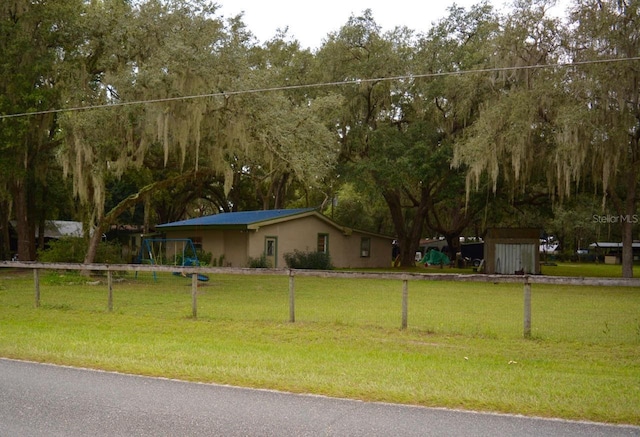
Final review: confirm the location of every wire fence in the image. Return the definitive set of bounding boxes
[2,261,640,344]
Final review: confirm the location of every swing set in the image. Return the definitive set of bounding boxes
[137,238,209,281]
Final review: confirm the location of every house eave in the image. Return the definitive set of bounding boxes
[246,210,319,230]
[157,224,249,232]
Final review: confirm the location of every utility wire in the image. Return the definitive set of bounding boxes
[1,56,639,120]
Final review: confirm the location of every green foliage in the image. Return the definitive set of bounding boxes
[174,249,212,267]
[328,182,393,235]
[3,0,638,275]
[283,250,333,270]
[0,0,86,260]
[95,241,126,264]
[247,254,271,268]
[196,250,213,266]
[38,237,125,264]
[38,238,85,263]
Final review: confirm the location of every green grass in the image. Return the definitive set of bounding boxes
[0,268,639,425]
[367,261,640,277]
[354,260,640,278]
[540,261,640,277]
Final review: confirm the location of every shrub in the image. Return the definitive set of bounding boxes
[38,237,126,264]
[283,250,333,270]
[95,240,126,264]
[211,254,226,267]
[197,250,213,266]
[38,238,85,263]
[175,250,212,267]
[248,254,271,268]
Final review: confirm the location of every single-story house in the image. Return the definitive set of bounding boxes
[484,228,540,275]
[155,208,395,269]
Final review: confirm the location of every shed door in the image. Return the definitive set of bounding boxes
[265,237,277,268]
[495,243,536,274]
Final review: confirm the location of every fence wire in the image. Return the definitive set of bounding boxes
[2,263,639,344]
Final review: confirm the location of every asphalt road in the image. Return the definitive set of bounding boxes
[0,358,638,436]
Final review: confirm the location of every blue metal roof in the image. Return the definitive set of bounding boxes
[156,208,317,229]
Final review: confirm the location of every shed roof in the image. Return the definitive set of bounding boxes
[156,208,318,230]
[44,220,84,238]
[589,242,640,249]
[10,220,83,239]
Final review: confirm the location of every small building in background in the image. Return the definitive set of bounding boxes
[9,219,83,252]
[39,220,84,239]
[484,228,540,275]
[588,241,640,264]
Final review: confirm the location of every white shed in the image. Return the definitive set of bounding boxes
[484,228,540,275]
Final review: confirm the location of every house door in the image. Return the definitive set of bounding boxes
[265,237,277,268]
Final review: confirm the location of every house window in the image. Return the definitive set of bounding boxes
[265,236,277,268]
[317,233,329,253]
[266,239,275,256]
[360,237,371,257]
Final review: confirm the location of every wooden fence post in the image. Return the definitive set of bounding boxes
[191,273,198,318]
[107,270,113,312]
[523,277,531,338]
[34,269,40,308]
[289,270,295,323]
[401,278,408,330]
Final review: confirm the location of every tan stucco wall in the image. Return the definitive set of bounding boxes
[158,229,228,265]
[223,231,249,267]
[249,216,393,268]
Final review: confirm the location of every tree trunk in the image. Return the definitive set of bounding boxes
[383,189,427,267]
[82,170,213,265]
[621,218,633,278]
[84,226,102,266]
[396,234,419,267]
[621,167,637,278]
[273,173,289,210]
[0,200,10,260]
[37,215,46,256]
[13,179,35,261]
[444,234,462,266]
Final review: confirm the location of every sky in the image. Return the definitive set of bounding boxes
[214,0,568,50]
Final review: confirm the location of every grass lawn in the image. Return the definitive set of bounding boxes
[386,260,640,277]
[0,267,639,425]
[540,261,640,277]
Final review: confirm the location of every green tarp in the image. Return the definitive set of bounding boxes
[420,249,451,266]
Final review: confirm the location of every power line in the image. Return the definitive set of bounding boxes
[1,56,639,120]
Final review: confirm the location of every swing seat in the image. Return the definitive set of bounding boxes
[172,271,209,281]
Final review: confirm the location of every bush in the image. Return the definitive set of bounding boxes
[196,250,213,266]
[175,250,212,267]
[247,254,271,268]
[38,238,85,263]
[95,241,126,264]
[211,254,225,267]
[38,237,126,264]
[283,250,333,270]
